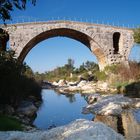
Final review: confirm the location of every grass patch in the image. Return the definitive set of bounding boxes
[112,81,129,88]
[95,71,107,81]
[112,81,129,94]
[0,115,23,131]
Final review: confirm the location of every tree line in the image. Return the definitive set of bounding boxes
[33,58,99,82]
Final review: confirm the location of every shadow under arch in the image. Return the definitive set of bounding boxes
[18,28,106,70]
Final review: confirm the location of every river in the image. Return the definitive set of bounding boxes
[33,89,140,139]
[33,89,93,129]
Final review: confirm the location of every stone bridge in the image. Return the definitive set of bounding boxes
[3,20,134,70]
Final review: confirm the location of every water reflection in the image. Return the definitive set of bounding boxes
[65,94,76,103]
[33,89,92,129]
[94,110,140,140]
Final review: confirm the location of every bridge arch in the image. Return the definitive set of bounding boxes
[18,28,106,70]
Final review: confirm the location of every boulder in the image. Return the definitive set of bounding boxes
[0,119,124,140]
[96,81,109,92]
[67,81,78,86]
[16,101,37,117]
[84,93,101,104]
[52,81,59,86]
[94,115,118,132]
[81,84,94,90]
[58,79,67,86]
[65,86,80,92]
[84,95,133,115]
[135,102,140,108]
[77,80,87,87]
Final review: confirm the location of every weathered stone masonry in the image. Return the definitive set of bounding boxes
[3,21,134,70]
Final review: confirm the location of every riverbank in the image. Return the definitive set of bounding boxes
[43,78,140,98]
[0,96,42,131]
[43,80,117,94]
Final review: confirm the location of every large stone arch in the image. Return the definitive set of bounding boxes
[17,28,106,70]
[3,21,134,70]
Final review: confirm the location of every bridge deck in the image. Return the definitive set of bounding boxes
[0,20,133,31]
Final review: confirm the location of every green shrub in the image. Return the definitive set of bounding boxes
[81,72,90,80]
[0,115,23,131]
[66,75,78,82]
[134,27,140,44]
[113,81,129,88]
[104,64,118,74]
[95,71,107,81]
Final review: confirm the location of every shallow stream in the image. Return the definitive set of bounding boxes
[33,89,140,139]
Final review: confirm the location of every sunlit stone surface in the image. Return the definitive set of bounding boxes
[84,94,134,115]
[93,110,140,140]
[0,119,124,140]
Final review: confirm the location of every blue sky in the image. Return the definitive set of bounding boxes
[11,0,140,26]
[7,0,140,72]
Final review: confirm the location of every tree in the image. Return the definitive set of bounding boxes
[84,61,99,72]
[23,64,34,78]
[79,63,86,73]
[67,58,74,68]
[0,0,36,22]
[62,58,75,77]
[134,27,140,44]
[65,58,75,73]
[0,28,9,51]
[0,50,41,106]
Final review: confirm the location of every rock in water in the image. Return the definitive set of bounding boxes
[84,94,133,115]
[16,101,37,117]
[58,79,67,86]
[0,119,124,140]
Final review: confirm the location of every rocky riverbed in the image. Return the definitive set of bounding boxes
[0,119,124,140]
[44,79,117,94]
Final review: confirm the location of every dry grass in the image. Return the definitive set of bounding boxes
[110,61,140,82]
